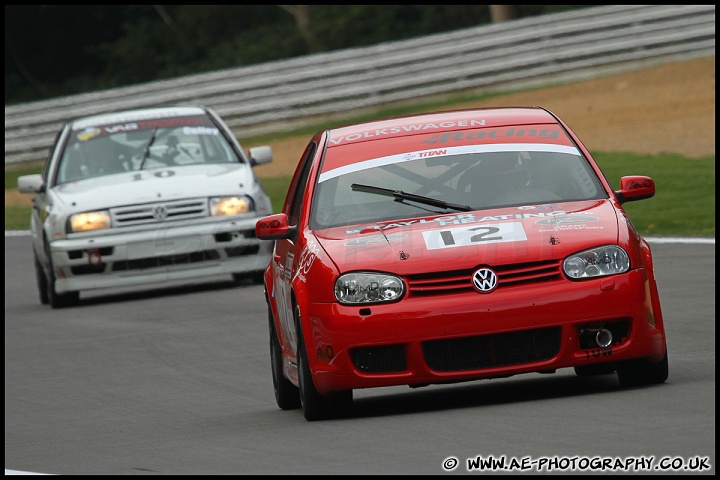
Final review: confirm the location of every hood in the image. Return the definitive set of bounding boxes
[51,164,253,210]
[314,200,620,275]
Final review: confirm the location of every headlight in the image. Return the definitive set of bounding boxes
[335,272,405,305]
[68,211,111,232]
[563,246,630,279]
[210,196,254,216]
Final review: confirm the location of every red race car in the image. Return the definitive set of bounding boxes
[256,107,668,421]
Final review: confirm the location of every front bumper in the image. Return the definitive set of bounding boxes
[49,217,272,293]
[298,269,666,394]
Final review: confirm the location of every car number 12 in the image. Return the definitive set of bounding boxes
[422,222,527,250]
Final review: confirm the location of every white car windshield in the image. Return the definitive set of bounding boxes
[310,149,607,229]
[55,114,240,185]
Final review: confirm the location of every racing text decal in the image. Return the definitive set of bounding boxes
[346,210,573,234]
[328,120,487,145]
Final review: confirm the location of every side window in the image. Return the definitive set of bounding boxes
[286,142,317,226]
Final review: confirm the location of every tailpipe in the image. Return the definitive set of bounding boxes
[595,328,613,348]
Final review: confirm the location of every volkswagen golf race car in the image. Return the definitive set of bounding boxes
[255,107,669,421]
[18,105,274,308]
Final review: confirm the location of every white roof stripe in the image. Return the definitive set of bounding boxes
[318,143,580,183]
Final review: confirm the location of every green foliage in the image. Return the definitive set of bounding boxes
[5,5,591,105]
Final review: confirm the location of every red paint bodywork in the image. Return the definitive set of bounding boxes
[256,107,666,399]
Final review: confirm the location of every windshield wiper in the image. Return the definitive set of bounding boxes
[138,127,158,171]
[351,183,473,212]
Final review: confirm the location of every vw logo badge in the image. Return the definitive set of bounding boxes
[472,267,498,293]
[152,205,168,220]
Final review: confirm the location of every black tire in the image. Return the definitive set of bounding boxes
[617,351,669,387]
[573,363,617,377]
[295,306,352,421]
[34,251,49,305]
[44,241,79,309]
[268,306,301,410]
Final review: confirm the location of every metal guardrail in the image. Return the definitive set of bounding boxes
[4,4,715,165]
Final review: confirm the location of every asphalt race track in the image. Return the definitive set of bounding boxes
[4,233,715,475]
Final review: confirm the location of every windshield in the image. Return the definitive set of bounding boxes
[310,148,606,229]
[56,114,240,185]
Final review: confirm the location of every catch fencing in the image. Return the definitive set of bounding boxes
[4,4,715,165]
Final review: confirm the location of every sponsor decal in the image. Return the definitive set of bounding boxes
[629,179,652,189]
[423,222,527,250]
[87,248,102,266]
[538,226,604,232]
[517,204,558,210]
[77,128,102,142]
[316,345,334,360]
[346,211,568,234]
[182,126,219,136]
[585,346,613,359]
[294,239,320,283]
[535,215,599,225]
[104,118,206,132]
[328,120,487,145]
[283,253,293,280]
[258,218,283,230]
[344,234,407,246]
[76,117,209,136]
[422,127,562,145]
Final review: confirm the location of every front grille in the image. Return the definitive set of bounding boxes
[71,264,106,275]
[112,249,220,271]
[111,199,207,227]
[351,345,407,373]
[406,260,561,297]
[423,327,561,372]
[68,246,113,260]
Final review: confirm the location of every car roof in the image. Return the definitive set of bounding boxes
[69,106,209,131]
[325,107,559,146]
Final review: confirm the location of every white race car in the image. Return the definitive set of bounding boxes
[18,105,274,308]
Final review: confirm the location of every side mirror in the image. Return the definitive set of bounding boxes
[256,213,296,240]
[615,176,655,204]
[248,145,272,166]
[17,174,45,194]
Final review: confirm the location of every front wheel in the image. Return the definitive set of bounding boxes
[268,306,300,410]
[617,351,669,387]
[34,251,49,305]
[295,306,352,421]
[44,241,79,309]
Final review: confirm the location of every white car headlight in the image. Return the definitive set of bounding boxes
[563,246,630,279]
[68,211,111,232]
[335,272,405,305]
[210,196,254,216]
